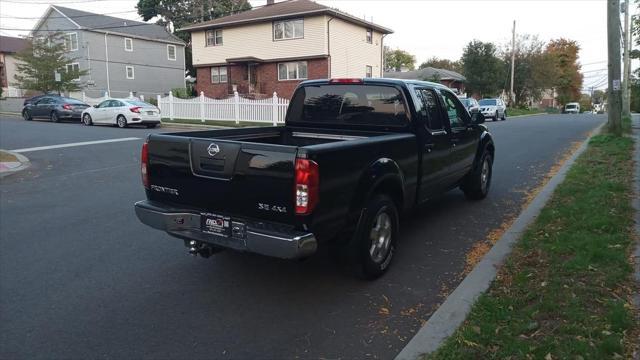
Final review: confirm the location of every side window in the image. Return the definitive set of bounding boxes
[97,100,110,108]
[439,90,468,128]
[416,89,444,131]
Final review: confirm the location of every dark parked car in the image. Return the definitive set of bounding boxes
[134,78,495,279]
[22,96,90,122]
[460,97,480,113]
[23,93,59,107]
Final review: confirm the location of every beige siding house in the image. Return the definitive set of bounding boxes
[0,36,28,97]
[181,0,392,99]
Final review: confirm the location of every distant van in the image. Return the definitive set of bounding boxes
[564,102,580,114]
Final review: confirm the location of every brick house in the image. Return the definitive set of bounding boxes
[180,0,393,99]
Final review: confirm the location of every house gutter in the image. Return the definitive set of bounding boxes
[326,16,334,78]
[380,33,387,77]
[104,32,110,96]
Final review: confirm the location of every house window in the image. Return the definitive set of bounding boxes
[124,38,133,51]
[126,66,134,79]
[273,19,303,40]
[211,66,227,84]
[206,29,223,46]
[167,45,177,61]
[64,32,78,51]
[366,65,372,78]
[366,29,373,44]
[65,63,80,80]
[278,61,307,80]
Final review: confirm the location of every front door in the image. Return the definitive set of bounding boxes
[415,88,455,202]
[248,64,258,93]
[438,89,478,183]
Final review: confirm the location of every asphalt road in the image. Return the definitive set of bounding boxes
[0,114,605,359]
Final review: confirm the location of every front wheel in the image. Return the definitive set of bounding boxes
[349,194,399,279]
[461,151,493,200]
[82,114,93,126]
[22,110,32,121]
[116,115,127,128]
[502,110,507,120]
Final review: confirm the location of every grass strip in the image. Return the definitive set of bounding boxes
[429,132,636,359]
[508,108,545,117]
[0,150,18,162]
[161,118,274,128]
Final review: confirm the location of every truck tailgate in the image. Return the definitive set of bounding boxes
[146,134,297,224]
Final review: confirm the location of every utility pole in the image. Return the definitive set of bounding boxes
[622,0,631,117]
[510,20,516,106]
[607,0,623,135]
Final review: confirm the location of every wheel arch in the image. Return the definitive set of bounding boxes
[351,158,406,216]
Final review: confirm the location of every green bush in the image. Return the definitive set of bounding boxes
[171,87,194,99]
[147,97,158,106]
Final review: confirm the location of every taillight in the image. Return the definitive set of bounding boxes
[62,104,72,110]
[295,158,319,215]
[329,78,363,84]
[141,141,149,189]
[130,106,141,113]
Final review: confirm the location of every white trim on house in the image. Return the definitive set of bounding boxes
[125,65,135,79]
[30,6,81,36]
[124,37,133,51]
[167,44,176,61]
[277,61,308,81]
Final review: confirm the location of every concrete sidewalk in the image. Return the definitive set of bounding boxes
[0,150,29,178]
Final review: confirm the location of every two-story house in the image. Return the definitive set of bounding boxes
[181,0,392,99]
[31,6,186,98]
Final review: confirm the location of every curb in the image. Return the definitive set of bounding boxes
[0,111,21,117]
[395,122,606,360]
[0,150,30,178]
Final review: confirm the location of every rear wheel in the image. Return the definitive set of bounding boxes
[116,115,127,128]
[82,114,93,126]
[50,111,60,123]
[462,151,493,200]
[347,194,399,280]
[22,110,32,121]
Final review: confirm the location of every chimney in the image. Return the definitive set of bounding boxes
[266,0,275,5]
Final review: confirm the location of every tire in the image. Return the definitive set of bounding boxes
[51,111,60,123]
[502,110,507,120]
[347,194,399,280]
[82,114,93,126]
[116,115,127,128]
[146,123,158,128]
[22,110,32,121]
[461,151,493,200]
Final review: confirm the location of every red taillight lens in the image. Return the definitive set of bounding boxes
[141,142,149,189]
[295,158,319,215]
[329,78,363,84]
[62,104,72,110]
[130,106,141,113]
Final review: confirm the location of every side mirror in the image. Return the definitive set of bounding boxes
[471,112,485,124]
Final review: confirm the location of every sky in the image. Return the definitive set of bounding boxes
[0,0,636,90]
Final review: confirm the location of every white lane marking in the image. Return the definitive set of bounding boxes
[11,137,141,153]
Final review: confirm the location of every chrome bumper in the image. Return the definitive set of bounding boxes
[134,200,317,259]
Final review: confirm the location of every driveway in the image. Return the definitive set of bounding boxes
[0,114,605,359]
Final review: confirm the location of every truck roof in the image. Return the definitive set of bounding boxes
[298,78,450,90]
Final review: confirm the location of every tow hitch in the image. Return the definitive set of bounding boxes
[185,240,221,258]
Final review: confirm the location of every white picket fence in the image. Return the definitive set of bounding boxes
[158,91,289,125]
[80,91,145,106]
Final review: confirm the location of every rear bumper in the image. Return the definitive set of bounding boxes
[134,200,317,259]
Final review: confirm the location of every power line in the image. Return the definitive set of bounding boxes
[0,10,139,19]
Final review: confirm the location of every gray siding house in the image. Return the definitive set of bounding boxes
[32,6,186,98]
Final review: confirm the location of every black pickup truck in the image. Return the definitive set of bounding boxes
[135,78,494,278]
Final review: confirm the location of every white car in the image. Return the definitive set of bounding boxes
[478,98,507,121]
[81,99,161,128]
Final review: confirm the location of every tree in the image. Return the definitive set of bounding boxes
[418,57,462,73]
[384,47,416,71]
[461,40,505,97]
[502,34,556,107]
[137,0,251,76]
[546,38,583,105]
[592,89,607,104]
[13,34,87,94]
